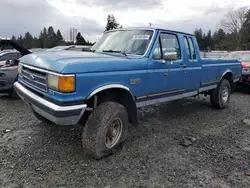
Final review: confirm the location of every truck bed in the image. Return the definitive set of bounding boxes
[200,59,241,88]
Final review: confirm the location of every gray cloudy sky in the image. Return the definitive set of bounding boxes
[0,0,249,42]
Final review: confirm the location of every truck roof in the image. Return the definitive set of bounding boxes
[106,27,194,36]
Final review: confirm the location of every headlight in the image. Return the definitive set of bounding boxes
[48,73,75,92]
[242,68,250,73]
[18,64,22,74]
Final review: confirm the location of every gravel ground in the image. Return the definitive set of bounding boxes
[1,88,250,188]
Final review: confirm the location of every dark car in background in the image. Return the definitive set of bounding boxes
[224,51,250,86]
[0,39,31,97]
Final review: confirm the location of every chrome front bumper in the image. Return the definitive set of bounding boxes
[13,82,87,126]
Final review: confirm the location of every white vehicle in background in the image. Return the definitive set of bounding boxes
[0,51,21,66]
[0,39,31,97]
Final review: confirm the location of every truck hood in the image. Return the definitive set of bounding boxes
[20,51,146,73]
[242,62,250,68]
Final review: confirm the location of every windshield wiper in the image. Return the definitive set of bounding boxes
[102,49,127,56]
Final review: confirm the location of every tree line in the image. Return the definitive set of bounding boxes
[194,7,250,51]
[105,9,250,52]
[9,8,250,51]
[11,26,93,49]
[10,14,121,49]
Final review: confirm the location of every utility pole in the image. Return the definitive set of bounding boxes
[75,29,78,43]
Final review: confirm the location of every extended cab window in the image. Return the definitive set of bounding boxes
[188,37,197,60]
[184,37,191,59]
[152,33,181,60]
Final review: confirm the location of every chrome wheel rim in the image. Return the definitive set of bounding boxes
[105,118,123,149]
[221,86,229,103]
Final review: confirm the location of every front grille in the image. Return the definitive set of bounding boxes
[21,65,47,92]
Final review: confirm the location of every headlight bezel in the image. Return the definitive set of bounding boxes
[47,72,75,93]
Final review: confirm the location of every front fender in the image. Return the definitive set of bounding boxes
[86,84,134,100]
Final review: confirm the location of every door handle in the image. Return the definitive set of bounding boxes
[179,64,186,68]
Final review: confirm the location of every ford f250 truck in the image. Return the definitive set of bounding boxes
[14,28,242,159]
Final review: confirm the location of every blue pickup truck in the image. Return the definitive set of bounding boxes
[14,28,241,159]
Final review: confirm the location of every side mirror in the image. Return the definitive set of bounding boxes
[163,52,178,60]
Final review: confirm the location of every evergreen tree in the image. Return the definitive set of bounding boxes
[213,29,227,50]
[23,32,33,49]
[32,37,40,48]
[47,26,57,48]
[56,29,63,42]
[104,14,121,32]
[194,28,205,50]
[38,27,48,48]
[11,35,16,41]
[204,30,212,51]
[16,35,23,46]
[76,32,86,45]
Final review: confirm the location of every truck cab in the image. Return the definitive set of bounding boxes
[14,28,241,159]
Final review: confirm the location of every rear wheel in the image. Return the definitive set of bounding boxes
[210,79,231,109]
[82,101,129,159]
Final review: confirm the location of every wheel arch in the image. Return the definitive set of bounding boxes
[86,84,138,126]
[86,84,134,100]
[220,70,234,93]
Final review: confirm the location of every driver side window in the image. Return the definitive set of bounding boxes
[152,33,181,60]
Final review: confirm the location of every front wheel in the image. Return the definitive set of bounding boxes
[82,101,129,159]
[210,79,231,109]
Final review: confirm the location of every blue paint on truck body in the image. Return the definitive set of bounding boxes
[16,27,242,116]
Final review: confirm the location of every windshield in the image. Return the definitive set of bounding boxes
[91,30,154,56]
[225,52,250,61]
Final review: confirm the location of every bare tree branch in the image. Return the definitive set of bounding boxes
[220,7,247,33]
[220,6,248,49]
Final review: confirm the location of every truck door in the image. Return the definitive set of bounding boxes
[147,32,187,102]
[182,36,202,91]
